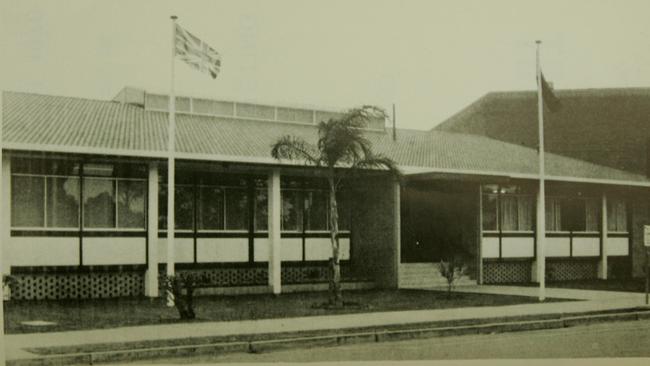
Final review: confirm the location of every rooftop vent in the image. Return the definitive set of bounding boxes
[113,87,385,130]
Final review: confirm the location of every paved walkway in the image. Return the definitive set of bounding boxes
[3,286,649,361]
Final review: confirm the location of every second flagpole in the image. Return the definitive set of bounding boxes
[535,40,546,302]
[166,15,178,307]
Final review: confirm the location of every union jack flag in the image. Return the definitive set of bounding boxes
[175,24,221,79]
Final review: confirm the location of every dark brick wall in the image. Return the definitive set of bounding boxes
[350,175,398,288]
[630,198,649,278]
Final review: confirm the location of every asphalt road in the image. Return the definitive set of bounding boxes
[140,319,650,363]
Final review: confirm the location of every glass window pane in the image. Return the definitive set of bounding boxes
[176,186,194,230]
[158,185,195,230]
[197,186,224,230]
[255,189,268,231]
[117,180,145,228]
[569,199,586,232]
[12,176,45,227]
[585,198,600,231]
[46,177,80,228]
[517,196,533,231]
[482,194,498,231]
[83,178,116,228]
[546,197,562,231]
[500,196,518,231]
[617,201,627,231]
[225,188,248,230]
[281,190,302,231]
[306,190,328,231]
[158,185,167,230]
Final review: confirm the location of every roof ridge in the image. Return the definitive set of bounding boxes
[3,90,118,104]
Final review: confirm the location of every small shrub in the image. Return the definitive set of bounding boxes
[164,273,210,320]
[439,258,467,298]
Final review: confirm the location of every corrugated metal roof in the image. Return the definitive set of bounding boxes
[2,91,648,185]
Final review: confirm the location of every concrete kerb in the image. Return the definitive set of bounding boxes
[7,307,650,366]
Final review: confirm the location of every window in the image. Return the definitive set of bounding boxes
[281,189,302,231]
[481,185,533,232]
[11,175,45,227]
[159,185,194,230]
[83,178,146,229]
[225,188,248,230]
[545,197,562,231]
[305,190,328,231]
[500,195,533,231]
[255,189,268,231]
[197,186,224,230]
[47,177,81,228]
[481,193,498,231]
[117,180,146,228]
[607,198,627,232]
[11,158,144,230]
[547,197,600,232]
[585,198,600,232]
[83,178,115,228]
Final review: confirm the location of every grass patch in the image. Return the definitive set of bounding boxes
[4,289,569,334]
[543,278,647,293]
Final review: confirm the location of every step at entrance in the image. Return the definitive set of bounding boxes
[398,263,475,289]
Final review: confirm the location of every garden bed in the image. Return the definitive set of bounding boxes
[4,289,570,334]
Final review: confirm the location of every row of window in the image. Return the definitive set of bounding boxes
[482,185,628,233]
[12,175,146,229]
[157,185,350,232]
[11,160,351,232]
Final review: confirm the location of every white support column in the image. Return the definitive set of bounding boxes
[393,179,401,288]
[1,154,10,277]
[598,193,608,279]
[145,162,159,297]
[268,169,281,294]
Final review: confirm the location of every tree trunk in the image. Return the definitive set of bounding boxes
[328,175,342,307]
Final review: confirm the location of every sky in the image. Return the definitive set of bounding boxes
[2,0,650,130]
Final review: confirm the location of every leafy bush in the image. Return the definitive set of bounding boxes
[164,273,211,320]
[439,258,466,298]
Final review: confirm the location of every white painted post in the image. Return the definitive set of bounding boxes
[598,193,608,279]
[1,155,9,278]
[393,179,401,288]
[145,162,159,297]
[268,169,281,294]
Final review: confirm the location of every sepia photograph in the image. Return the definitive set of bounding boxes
[0,0,649,365]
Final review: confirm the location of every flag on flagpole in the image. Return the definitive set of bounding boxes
[175,24,222,79]
[538,72,561,112]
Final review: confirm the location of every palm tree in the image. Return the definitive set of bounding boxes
[271,106,400,306]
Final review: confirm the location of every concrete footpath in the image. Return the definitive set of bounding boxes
[3,286,649,363]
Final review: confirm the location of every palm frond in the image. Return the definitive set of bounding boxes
[351,153,401,176]
[270,135,320,165]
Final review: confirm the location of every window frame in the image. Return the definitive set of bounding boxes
[11,172,81,230]
[545,195,600,234]
[82,176,147,231]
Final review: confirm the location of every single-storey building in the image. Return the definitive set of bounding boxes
[1,87,648,300]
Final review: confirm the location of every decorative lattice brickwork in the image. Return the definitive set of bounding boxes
[10,264,365,300]
[10,272,144,300]
[546,260,598,281]
[160,265,358,292]
[483,261,531,284]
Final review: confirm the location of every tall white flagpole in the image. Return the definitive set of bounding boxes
[535,40,546,302]
[166,15,178,307]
